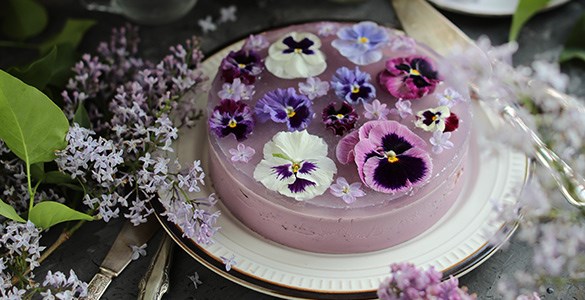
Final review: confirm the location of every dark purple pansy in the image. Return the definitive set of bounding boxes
[254,88,313,131]
[220,49,263,84]
[209,99,255,141]
[339,120,432,194]
[322,102,358,136]
[378,56,440,100]
[331,66,376,105]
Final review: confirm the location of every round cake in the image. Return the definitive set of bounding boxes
[207,21,472,254]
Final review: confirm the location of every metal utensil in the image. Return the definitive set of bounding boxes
[137,233,174,300]
[391,0,585,208]
[84,218,160,300]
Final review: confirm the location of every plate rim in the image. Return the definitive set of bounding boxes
[427,0,571,17]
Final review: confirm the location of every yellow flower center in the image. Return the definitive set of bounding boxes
[292,163,301,173]
[409,68,421,76]
[294,48,303,54]
[342,186,350,194]
[359,37,369,44]
[228,119,237,128]
[351,86,360,93]
[431,115,438,121]
[336,114,345,119]
[286,107,296,118]
[386,150,399,163]
[238,63,246,69]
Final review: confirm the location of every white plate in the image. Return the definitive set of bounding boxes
[154,39,530,299]
[428,0,571,16]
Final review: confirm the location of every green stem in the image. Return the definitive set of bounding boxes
[26,163,35,217]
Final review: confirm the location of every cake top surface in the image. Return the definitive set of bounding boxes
[207,21,472,211]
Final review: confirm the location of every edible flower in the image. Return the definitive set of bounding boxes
[254,88,313,131]
[220,49,263,84]
[331,66,376,105]
[217,78,255,101]
[332,21,389,65]
[329,177,366,204]
[209,99,255,141]
[414,106,459,132]
[265,32,326,79]
[298,76,330,100]
[379,56,440,100]
[322,102,358,136]
[363,99,390,120]
[229,143,256,163]
[337,120,432,193]
[253,130,336,200]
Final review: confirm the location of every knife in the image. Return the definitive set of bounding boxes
[392,0,585,208]
[137,232,174,300]
[84,218,160,300]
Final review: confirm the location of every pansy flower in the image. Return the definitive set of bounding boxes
[265,32,326,79]
[253,130,336,200]
[331,66,376,105]
[379,56,440,100]
[217,78,255,101]
[337,120,432,194]
[220,49,263,84]
[322,102,358,136]
[414,106,459,132]
[209,99,255,141]
[254,88,313,131]
[332,21,389,65]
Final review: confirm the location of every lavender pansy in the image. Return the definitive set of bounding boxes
[389,99,413,119]
[331,66,376,105]
[229,143,255,163]
[217,78,255,101]
[415,105,459,132]
[209,99,255,141]
[363,99,390,120]
[322,102,358,136]
[379,56,440,100]
[332,21,389,65]
[265,32,326,79]
[338,120,432,193]
[253,130,336,200]
[220,49,263,84]
[254,88,313,131]
[298,76,329,100]
[329,177,366,204]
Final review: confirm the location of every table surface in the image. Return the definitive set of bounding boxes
[5,0,585,299]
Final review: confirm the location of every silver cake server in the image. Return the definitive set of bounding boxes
[137,233,174,300]
[391,0,585,208]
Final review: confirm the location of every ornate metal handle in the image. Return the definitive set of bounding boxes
[137,234,174,300]
[84,271,113,300]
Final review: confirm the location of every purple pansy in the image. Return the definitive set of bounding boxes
[322,102,358,136]
[337,120,432,194]
[253,130,336,200]
[379,56,440,100]
[254,88,313,131]
[209,99,255,141]
[332,21,389,65]
[414,106,459,132]
[220,49,263,84]
[331,66,376,105]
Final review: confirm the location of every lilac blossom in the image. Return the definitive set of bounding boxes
[217,78,255,101]
[332,21,389,65]
[218,5,237,23]
[198,16,217,33]
[388,35,416,53]
[131,243,147,260]
[317,22,337,37]
[379,56,440,100]
[429,131,454,154]
[331,66,376,105]
[298,76,330,100]
[363,99,390,120]
[209,99,255,141]
[220,254,237,271]
[389,100,413,119]
[255,88,313,131]
[329,177,366,204]
[322,102,358,136]
[436,87,466,107]
[229,143,256,163]
[243,34,269,52]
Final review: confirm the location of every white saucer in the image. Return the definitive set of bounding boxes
[428,0,571,16]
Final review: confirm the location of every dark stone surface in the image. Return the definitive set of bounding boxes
[5,0,585,299]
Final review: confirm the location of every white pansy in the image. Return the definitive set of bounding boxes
[265,32,327,79]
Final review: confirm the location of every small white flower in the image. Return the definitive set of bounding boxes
[198,16,217,34]
[243,34,269,51]
[329,177,366,204]
[317,22,337,36]
[217,78,255,101]
[298,77,329,100]
[220,254,237,271]
[363,99,390,120]
[229,143,255,163]
[531,60,569,92]
[388,35,416,52]
[436,87,466,107]
[218,5,237,23]
[130,243,147,260]
[389,100,413,119]
[187,272,203,289]
[429,131,454,154]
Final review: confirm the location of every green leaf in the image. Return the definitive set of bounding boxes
[8,46,57,90]
[0,70,69,165]
[560,13,585,64]
[48,44,77,87]
[44,171,75,184]
[0,0,48,40]
[30,163,45,182]
[29,201,93,229]
[73,103,91,128]
[509,0,551,41]
[38,19,96,55]
[0,197,26,223]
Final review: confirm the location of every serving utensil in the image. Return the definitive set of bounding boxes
[391,0,585,208]
[137,233,174,300]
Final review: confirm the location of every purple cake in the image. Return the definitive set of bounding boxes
[207,21,472,253]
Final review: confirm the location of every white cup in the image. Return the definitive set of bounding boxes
[81,0,198,25]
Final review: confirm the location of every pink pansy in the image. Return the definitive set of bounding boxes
[378,56,440,100]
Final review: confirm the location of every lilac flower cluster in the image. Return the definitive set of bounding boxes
[377,262,476,300]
